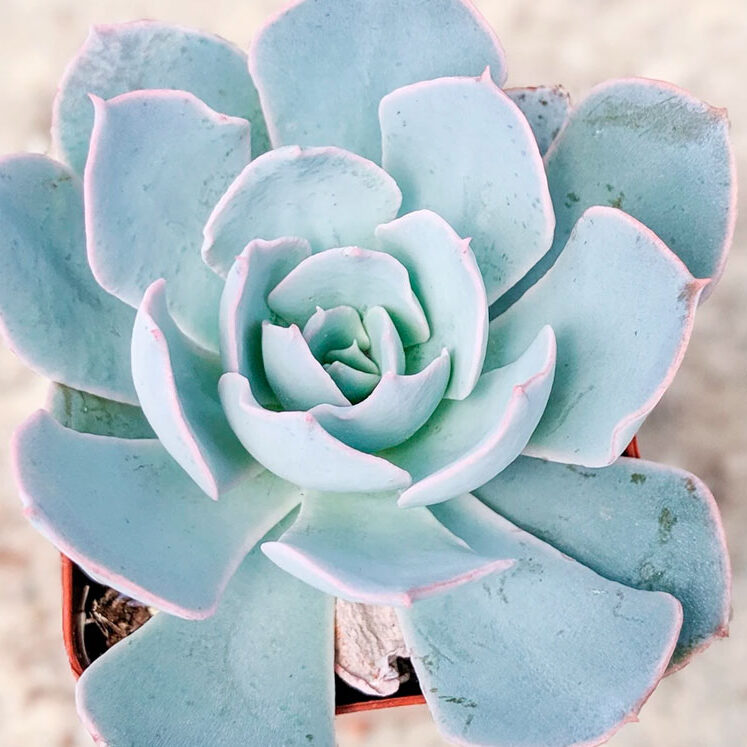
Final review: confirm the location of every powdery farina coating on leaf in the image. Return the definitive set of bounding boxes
[0,0,735,745]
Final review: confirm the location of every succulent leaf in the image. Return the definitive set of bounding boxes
[385,326,556,508]
[362,307,405,376]
[85,90,251,351]
[546,78,736,289]
[505,85,571,155]
[304,305,371,360]
[375,210,488,399]
[219,372,411,493]
[310,350,451,453]
[47,383,154,439]
[268,246,429,346]
[399,495,682,746]
[0,155,137,403]
[262,491,513,606]
[380,74,555,305]
[132,280,258,500]
[52,20,268,175]
[324,362,381,403]
[12,411,300,618]
[487,206,705,467]
[325,340,379,375]
[475,456,731,669]
[499,77,737,313]
[262,322,350,410]
[202,145,402,277]
[249,0,507,162]
[77,526,334,745]
[220,236,311,407]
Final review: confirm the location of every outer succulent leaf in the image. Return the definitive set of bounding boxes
[310,350,451,453]
[384,326,556,508]
[363,307,405,375]
[505,85,571,155]
[324,362,381,403]
[220,236,311,407]
[398,495,682,747]
[325,340,379,375]
[52,20,269,175]
[268,246,429,345]
[375,210,488,399]
[544,78,736,294]
[0,155,136,403]
[487,207,705,467]
[380,74,554,306]
[303,305,371,360]
[249,0,507,162]
[219,372,411,493]
[202,145,402,277]
[47,383,154,439]
[85,90,251,351]
[262,491,513,606]
[475,456,731,669]
[77,527,334,746]
[12,411,301,619]
[132,280,257,500]
[262,322,350,410]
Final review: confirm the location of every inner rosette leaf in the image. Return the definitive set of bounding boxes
[267,246,430,346]
[303,305,371,360]
[261,322,350,410]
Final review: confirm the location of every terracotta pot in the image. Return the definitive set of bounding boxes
[61,437,640,714]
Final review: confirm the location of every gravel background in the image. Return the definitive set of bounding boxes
[0,1,744,744]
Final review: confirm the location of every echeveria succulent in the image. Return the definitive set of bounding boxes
[0,1,735,745]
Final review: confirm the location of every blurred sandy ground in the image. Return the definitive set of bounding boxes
[0,0,745,744]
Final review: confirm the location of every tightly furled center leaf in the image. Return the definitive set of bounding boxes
[248,242,451,449]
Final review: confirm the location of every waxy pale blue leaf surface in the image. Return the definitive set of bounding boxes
[220,237,311,406]
[263,491,513,606]
[53,20,268,175]
[487,207,704,467]
[262,322,350,410]
[398,495,682,747]
[12,411,301,618]
[303,305,371,360]
[78,525,334,746]
[85,90,250,351]
[250,0,507,162]
[47,383,154,439]
[544,78,736,292]
[219,372,411,493]
[498,78,737,311]
[325,340,379,375]
[310,350,450,453]
[475,456,731,668]
[363,306,405,376]
[384,326,556,507]
[506,85,571,155]
[324,362,380,404]
[375,210,488,399]
[380,74,555,305]
[202,145,402,277]
[132,280,257,500]
[0,155,137,404]
[268,246,429,346]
